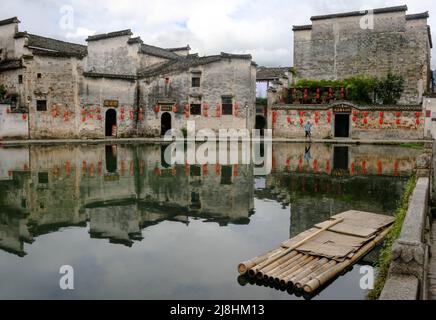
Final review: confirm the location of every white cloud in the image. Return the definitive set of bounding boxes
[0,0,435,68]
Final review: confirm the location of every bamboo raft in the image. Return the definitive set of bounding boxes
[237,210,394,295]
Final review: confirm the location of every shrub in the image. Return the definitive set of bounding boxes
[0,84,6,100]
[375,73,405,105]
[344,76,377,104]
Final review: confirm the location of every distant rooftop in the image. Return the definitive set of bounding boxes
[86,29,133,42]
[27,34,87,58]
[257,67,290,80]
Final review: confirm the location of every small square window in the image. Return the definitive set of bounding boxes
[190,104,201,115]
[222,97,233,115]
[221,166,233,185]
[192,77,201,88]
[38,172,49,184]
[36,100,47,111]
[37,73,42,79]
[190,165,201,177]
[18,75,23,84]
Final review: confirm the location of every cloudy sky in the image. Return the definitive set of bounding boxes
[1,0,435,67]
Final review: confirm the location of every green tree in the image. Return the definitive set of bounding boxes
[376,73,405,105]
[0,84,6,100]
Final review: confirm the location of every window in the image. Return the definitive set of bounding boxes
[38,172,49,184]
[190,165,201,177]
[36,100,47,111]
[18,75,23,84]
[192,77,201,88]
[190,104,201,115]
[37,73,42,79]
[222,97,233,115]
[221,166,233,185]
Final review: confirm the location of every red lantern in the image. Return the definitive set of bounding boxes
[396,111,401,118]
[22,113,27,120]
[216,104,221,117]
[138,106,143,121]
[6,107,11,114]
[379,111,384,118]
[172,104,177,113]
[287,116,291,124]
[154,105,160,113]
[64,110,69,122]
[120,113,125,120]
[203,104,209,117]
[364,118,368,125]
[215,164,221,176]
[300,111,304,117]
[120,106,125,113]
[272,111,277,124]
[184,104,190,118]
[300,117,304,125]
[130,107,134,119]
[352,115,357,123]
[379,118,384,125]
[363,111,369,118]
[233,103,239,117]
[396,118,400,125]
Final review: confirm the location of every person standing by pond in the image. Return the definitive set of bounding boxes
[304,121,312,140]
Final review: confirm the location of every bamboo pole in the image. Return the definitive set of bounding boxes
[277,256,315,282]
[295,260,337,289]
[291,258,330,288]
[267,254,305,280]
[278,256,316,287]
[303,227,391,293]
[259,251,298,276]
[238,247,284,275]
[252,218,344,274]
[285,258,321,287]
[263,253,304,281]
[271,255,310,283]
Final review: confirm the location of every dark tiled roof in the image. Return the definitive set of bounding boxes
[311,5,408,21]
[139,55,221,77]
[139,52,252,78]
[0,17,20,26]
[140,44,180,59]
[127,37,143,44]
[406,12,430,20]
[166,45,191,52]
[257,67,290,80]
[86,29,132,42]
[27,34,87,58]
[0,59,23,71]
[83,72,137,81]
[293,25,312,31]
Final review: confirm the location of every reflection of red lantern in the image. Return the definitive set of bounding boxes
[272,111,277,124]
[63,110,69,122]
[300,117,304,125]
[215,164,221,176]
[416,112,421,125]
[138,106,143,121]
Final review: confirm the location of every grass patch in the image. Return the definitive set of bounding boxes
[366,175,417,300]
[399,143,424,150]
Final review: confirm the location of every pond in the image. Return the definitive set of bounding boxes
[0,143,421,300]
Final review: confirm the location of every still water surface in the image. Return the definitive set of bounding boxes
[0,143,421,299]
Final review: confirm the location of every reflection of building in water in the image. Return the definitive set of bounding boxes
[0,144,254,254]
[263,143,420,238]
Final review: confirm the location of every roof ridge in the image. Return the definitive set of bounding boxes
[311,5,408,21]
[27,33,87,48]
[0,17,20,26]
[86,29,132,42]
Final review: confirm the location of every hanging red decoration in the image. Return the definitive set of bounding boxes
[364,118,368,125]
[120,106,125,114]
[154,105,160,113]
[63,110,69,122]
[130,107,134,119]
[316,88,321,101]
[396,111,401,118]
[415,112,421,125]
[216,104,221,117]
[215,163,221,176]
[120,113,125,120]
[300,117,304,125]
[300,111,304,118]
[313,159,318,173]
[22,113,27,120]
[6,107,11,114]
[202,164,208,176]
[172,104,177,113]
[396,118,400,125]
[97,114,102,121]
[203,104,209,117]
[362,161,367,174]
[272,111,277,124]
[287,116,291,124]
[184,104,190,118]
[233,103,239,117]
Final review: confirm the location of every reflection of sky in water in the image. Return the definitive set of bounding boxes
[0,199,367,300]
[0,143,419,299]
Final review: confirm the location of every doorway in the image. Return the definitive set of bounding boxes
[255,115,267,136]
[161,112,172,136]
[105,109,117,137]
[334,114,350,138]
